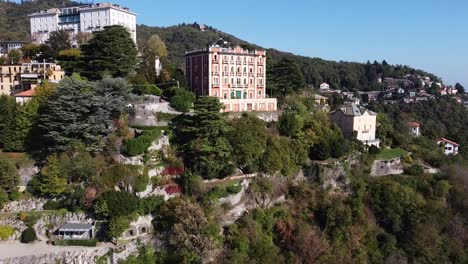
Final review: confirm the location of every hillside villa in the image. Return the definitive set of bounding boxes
[185,45,277,112]
[437,138,459,155]
[330,104,380,147]
[409,122,421,137]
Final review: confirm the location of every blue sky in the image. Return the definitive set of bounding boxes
[28,0,468,86]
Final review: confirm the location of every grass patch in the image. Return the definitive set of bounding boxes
[377,148,408,160]
[124,128,162,156]
[0,225,15,240]
[155,112,179,121]
[54,239,97,247]
[131,125,168,131]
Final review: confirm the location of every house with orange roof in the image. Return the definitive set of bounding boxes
[437,138,459,155]
[14,89,36,104]
[408,122,421,137]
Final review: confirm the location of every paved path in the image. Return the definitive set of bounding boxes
[0,241,110,260]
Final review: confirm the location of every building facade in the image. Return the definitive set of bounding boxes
[437,138,459,155]
[28,3,136,46]
[0,63,64,96]
[185,45,277,112]
[0,41,26,56]
[330,104,380,147]
[409,122,421,137]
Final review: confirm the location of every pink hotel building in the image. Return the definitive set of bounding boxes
[185,46,277,112]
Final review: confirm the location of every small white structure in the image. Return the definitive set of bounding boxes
[409,122,421,137]
[320,82,330,90]
[437,138,459,155]
[58,222,94,240]
[14,89,36,105]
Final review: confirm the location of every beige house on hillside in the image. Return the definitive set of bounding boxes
[330,104,380,147]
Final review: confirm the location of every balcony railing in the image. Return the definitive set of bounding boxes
[249,72,255,77]
[258,73,264,77]
[212,59,219,64]
[258,61,264,66]
[222,72,229,76]
[212,72,219,76]
[236,61,242,65]
[236,72,242,76]
[249,61,254,65]
[223,60,229,64]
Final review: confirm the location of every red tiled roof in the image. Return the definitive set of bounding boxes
[14,89,36,97]
[437,138,460,147]
[408,122,420,127]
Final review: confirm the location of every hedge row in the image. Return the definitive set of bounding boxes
[125,129,162,156]
[54,239,97,247]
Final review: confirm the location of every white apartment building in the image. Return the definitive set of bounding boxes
[28,3,136,46]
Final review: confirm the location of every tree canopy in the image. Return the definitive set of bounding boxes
[79,26,138,80]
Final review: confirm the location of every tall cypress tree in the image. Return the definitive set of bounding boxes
[0,95,17,152]
[173,97,233,179]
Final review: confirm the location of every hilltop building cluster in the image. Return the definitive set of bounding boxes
[28,2,137,46]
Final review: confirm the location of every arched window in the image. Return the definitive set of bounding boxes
[214,90,218,97]
[224,93,227,99]
[243,92,247,99]
[231,92,235,99]
[259,90,262,97]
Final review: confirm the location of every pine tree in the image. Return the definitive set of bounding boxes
[174,97,233,179]
[0,155,19,196]
[0,96,17,151]
[38,77,129,153]
[37,155,67,197]
[79,25,138,80]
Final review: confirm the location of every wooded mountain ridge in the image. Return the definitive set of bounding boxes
[2,0,440,91]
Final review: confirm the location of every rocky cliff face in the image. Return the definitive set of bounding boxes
[1,199,47,214]
[304,162,350,192]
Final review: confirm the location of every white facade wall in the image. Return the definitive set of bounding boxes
[353,113,377,142]
[30,4,136,46]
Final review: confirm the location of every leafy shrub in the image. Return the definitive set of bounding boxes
[124,129,162,156]
[53,239,97,247]
[204,187,229,203]
[170,95,192,112]
[0,188,8,210]
[137,196,164,215]
[132,85,162,96]
[20,227,37,243]
[99,164,143,190]
[97,191,138,218]
[368,145,381,155]
[134,174,150,193]
[163,87,195,112]
[226,184,243,194]
[43,200,63,210]
[404,164,425,176]
[155,112,178,122]
[17,212,38,227]
[0,225,15,240]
